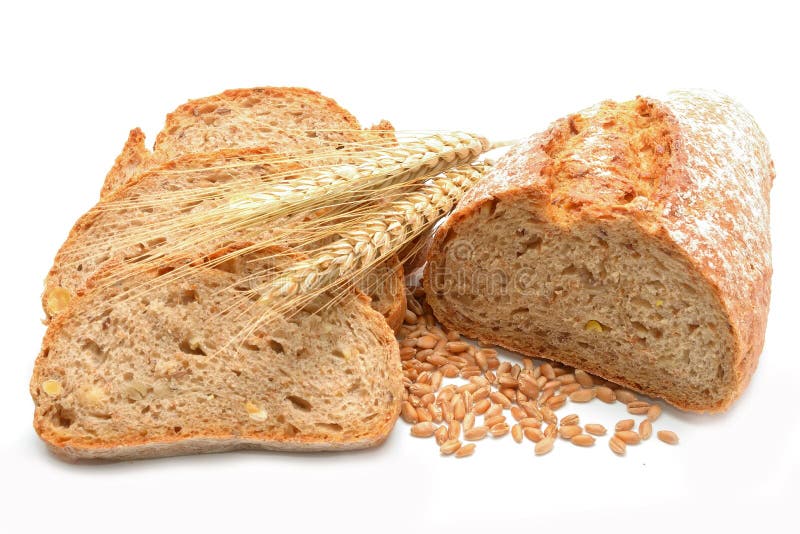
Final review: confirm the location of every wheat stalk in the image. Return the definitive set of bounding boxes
[256,162,492,309]
[218,131,486,218]
[73,132,488,274]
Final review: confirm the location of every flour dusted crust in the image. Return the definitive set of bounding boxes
[425,90,773,411]
[657,90,773,399]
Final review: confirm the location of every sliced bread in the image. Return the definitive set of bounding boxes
[44,148,406,327]
[100,86,389,197]
[52,86,404,325]
[425,90,774,412]
[44,148,300,317]
[32,247,403,461]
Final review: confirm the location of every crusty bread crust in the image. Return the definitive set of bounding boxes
[154,86,362,157]
[46,432,397,462]
[99,128,153,198]
[425,90,773,412]
[372,255,406,332]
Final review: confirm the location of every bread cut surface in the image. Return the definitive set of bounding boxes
[45,148,406,328]
[425,90,773,412]
[32,248,403,461]
[45,149,302,315]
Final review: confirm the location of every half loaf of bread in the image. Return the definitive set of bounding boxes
[32,247,403,461]
[425,90,774,412]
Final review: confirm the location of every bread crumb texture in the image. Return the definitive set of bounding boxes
[31,251,402,460]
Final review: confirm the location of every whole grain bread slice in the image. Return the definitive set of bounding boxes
[32,246,403,461]
[44,147,406,326]
[89,87,404,325]
[425,90,773,412]
[100,87,388,197]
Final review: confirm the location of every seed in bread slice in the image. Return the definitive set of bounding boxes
[32,247,403,461]
[425,91,773,412]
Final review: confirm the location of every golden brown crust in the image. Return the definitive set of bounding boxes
[425,90,773,412]
[655,92,773,406]
[99,128,154,198]
[381,255,406,332]
[154,86,363,156]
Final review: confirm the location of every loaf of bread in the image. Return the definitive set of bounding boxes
[32,247,403,460]
[425,90,774,412]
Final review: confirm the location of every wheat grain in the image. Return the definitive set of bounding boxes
[455,443,476,458]
[657,430,679,445]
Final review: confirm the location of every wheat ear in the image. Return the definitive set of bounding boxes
[259,162,491,308]
[94,132,489,267]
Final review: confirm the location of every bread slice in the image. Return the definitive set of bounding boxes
[362,256,406,331]
[44,148,406,327]
[99,87,386,197]
[32,247,403,461]
[425,90,773,412]
[101,127,151,197]
[89,86,404,326]
[44,148,298,317]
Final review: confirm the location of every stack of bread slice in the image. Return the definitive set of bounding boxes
[32,87,405,460]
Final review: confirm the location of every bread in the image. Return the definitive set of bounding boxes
[425,90,774,412]
[31,246,403,461]
[45,148,406,325]
[44,148,299,317]
[362,255,406,331]
[50,86,405,326]
[100,87,389,197]
[101,127,151,198]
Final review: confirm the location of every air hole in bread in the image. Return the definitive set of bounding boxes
[81,339,106,367]
[483,198,499,218]
[268,339,285,354]
[179,289,199,305]
[286,395,312,411]
[179,338,206,356]
[242,339,260,351]
[52,406,75,428]
[316,423,343,432]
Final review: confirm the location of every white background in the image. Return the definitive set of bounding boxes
[1,1,798,532]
